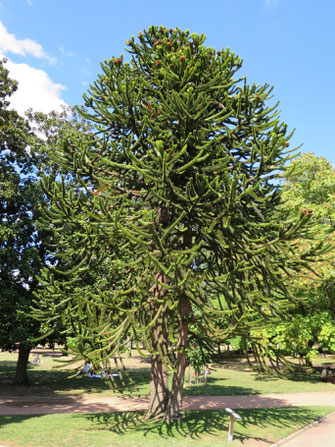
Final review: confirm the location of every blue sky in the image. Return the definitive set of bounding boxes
[0,0,334,164]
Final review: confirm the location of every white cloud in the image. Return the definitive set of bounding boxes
[5,59,67,114]
[0,21,67,114]
[0,21,56,64]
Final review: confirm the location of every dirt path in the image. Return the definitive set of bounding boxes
[1,390,335,415]
[1,392,335,447]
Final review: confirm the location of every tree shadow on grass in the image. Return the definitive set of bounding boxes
[283,369,322,383]
[85,406,327,444]
[0,356,325,399]
[183,367,325,398]
[183,379,257,397]
[249,369,324,386]
[235,406,327,444]
[0,361,151,396]
[0,407,328,446]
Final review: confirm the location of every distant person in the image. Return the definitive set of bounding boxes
[86,368,119,379]
[321,366,333,383]
[32,354,43,364]
[81,361,92,375]
[203,366,211,376]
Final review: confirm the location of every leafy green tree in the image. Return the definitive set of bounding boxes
[249,154,335,366]
[282,153,335,232]
[251,311,335,366]
[0,59,47,384]
[282,154,335,320]
[35,27,325,420]
[0,60,79,384]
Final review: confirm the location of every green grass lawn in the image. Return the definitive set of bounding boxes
[183,365,335,396]
[1,351,334,398]
[1,351,334,447]
[0,407,333,447]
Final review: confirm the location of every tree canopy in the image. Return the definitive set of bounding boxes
[0,59,46,384]
[282,153,335,231]
[247,153,335,367]
[0,60,77,383]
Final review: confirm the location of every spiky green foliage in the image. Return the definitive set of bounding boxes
[34,27,326,419]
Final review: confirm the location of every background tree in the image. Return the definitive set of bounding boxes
[247,153,335,368]
[0,58,46,384]
[282,153,335,230]
[281,153,335,361]
[281,153,335,320]
[0,60,81,384]
[35,27,325,421]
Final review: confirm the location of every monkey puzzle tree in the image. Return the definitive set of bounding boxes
[35,26,324,420]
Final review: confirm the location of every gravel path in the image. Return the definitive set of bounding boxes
[1,390,335,415]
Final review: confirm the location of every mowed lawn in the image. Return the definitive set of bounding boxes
[1,351,335,446]
[1,350,334,398]
[0,407,334,447]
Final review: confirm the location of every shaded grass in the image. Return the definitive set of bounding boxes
[1,352,335,398]
[0,354,151,396]
[0,407,333,447]
[183,366,333,396]
[288,353,335,366]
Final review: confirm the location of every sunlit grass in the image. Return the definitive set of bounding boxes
[0,407,333,447]
[1,351,334,447]
[1,351,335,398]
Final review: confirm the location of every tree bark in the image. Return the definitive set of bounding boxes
[165,296,191,422]
[147,352,169,418]
[147,228,193,421]
[14,344,31,385]
[326,283,335,321]
[146,273,170,419]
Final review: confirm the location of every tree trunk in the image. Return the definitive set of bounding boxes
[165,296,191,422]
[147,228,193,421]
[327,287,335,321]
[147,353,169,418]
[146,273,170,419]
[14,344,31,385]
